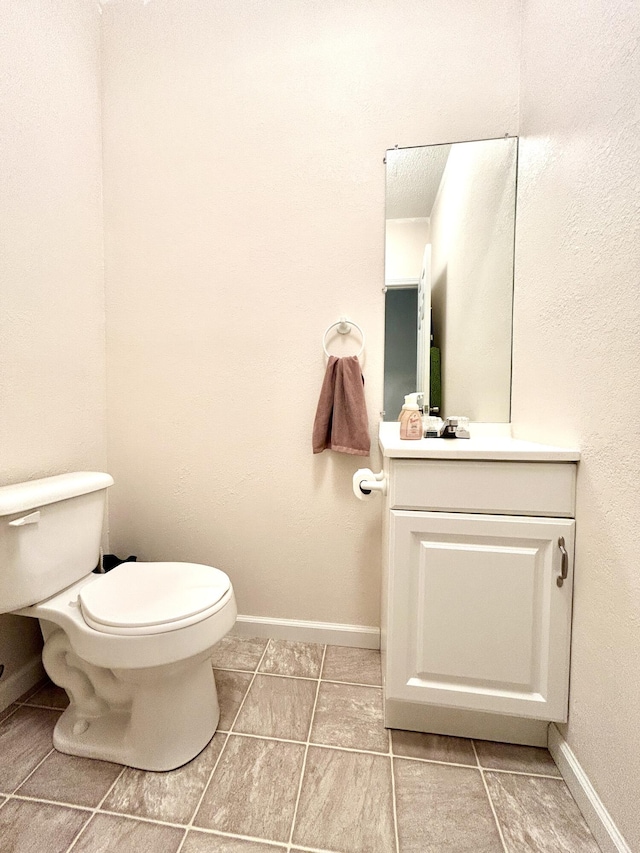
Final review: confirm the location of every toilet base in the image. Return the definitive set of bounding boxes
[43,625,221,771]
[52,664,219,770]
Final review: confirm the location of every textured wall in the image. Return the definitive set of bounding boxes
[0,1,106,687]
[513,0,640,846]
[101,0,520,626]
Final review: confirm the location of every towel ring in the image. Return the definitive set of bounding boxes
[322,317,365,358]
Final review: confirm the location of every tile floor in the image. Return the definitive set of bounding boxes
[0,637,602,853]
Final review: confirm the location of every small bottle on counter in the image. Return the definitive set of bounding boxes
[398,393,423,440]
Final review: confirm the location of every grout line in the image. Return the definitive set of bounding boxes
[11,748,55,795]
[308,740,387,756]
[5,786,338,853]
[9,792,104,813]
[175,640,273,853]
[213,665,381,690]
[472,740,508,853]
[62,762,128,853]
[205,730,304,746]
[18,701,69,711]
[318,649,327,682]
[479,767,564,780]
[64,806,188,852]
[319,678,382,689]
[211,666,264,677]
[391,751,561,778]
[179,826,288,847]
[0,705,20,727]
[387,751,475,769]
[182,823,356,850]
[227,641,272,734]
[471,739,481,770]
[94,808,189,829]
[4,791,353,853]
[389,730,400,853]
[286,644,327,853]
[215,729,390,756]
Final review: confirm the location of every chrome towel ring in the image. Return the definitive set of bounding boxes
[322,317,365,358]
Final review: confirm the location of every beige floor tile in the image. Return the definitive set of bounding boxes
[214,669,253,730]
[72,813,185,853]
[17,750,122,807]
[311,682,388,753]
[321,646,382,686]
[194,735,305,842]
[211,636,268,671]
[182,831,286,852]
[292,746,395,853]
[259,639,324,678]
[23,681,69,710]
[234,675,317,741]
[485,771,601,852]
[103,732,226,823]
[0,706,58,793]
[0,799,90,853]
[391,729,476,765]
[0,641,595,853]
[474,739,561,776]
[394,758,503,852]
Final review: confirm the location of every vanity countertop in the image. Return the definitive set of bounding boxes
[379,422,580,461]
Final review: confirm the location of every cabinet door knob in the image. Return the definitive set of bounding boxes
[557,537,569,587]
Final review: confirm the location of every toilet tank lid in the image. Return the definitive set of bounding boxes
[0,472,114,517]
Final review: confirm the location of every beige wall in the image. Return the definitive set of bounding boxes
[0,1,106,690]
[101,0,520,626]
[513,0,640,847]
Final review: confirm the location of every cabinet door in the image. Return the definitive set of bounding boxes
[387,511,575,721]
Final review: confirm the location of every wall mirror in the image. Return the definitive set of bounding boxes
[383,136,517,423]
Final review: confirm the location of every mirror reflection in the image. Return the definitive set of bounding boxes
[383,137,518,423]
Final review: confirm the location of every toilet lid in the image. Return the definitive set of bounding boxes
[79,561,231,633]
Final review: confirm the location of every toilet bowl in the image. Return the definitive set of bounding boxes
[0,472,237,771]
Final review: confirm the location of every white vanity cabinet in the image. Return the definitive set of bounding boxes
[379,424,580,746]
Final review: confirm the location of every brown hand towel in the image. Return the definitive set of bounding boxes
[312,355,370,456]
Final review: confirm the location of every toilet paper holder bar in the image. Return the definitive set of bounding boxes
[353,468,386,499]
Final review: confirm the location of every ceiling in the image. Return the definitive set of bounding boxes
[385,144,451,220]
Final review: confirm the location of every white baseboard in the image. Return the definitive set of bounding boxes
[548,724,632,853]
[232,614,380,649]
[0,655,46,712]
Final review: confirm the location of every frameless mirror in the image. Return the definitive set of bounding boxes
[383,136,517,423]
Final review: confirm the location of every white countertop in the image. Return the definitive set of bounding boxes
[379,422,580,461]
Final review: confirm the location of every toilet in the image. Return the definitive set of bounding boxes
[0,471,237,771]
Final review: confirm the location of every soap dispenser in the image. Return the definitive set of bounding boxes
[399,393,423,440]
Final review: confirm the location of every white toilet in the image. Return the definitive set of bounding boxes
[0,471,237,771]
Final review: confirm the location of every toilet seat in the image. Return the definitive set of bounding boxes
[79,561,232,636]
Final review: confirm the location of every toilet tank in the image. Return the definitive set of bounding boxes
[0,472,114,613]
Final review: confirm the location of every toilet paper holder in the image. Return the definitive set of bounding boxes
[353,468,386,500]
